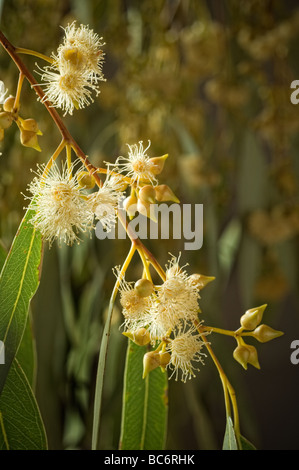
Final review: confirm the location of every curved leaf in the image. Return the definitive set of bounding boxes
[119,340,168,450]
[222,417,238,450]
[0,206,42,395]
[240,435,256,450]
[0,359,47,449]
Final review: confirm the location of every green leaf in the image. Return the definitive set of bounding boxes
[16,315,36,387]
[0,359,47,449]
[0,241,7,269]
[0,239,36,386]
[119,340,168,450]
[239,435,256,450]
[222,417,238,450]
[0,206,43,395]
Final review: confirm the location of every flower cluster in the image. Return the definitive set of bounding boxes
[111,140,179,221]
[233,304,283,370]
[27,160,124,246]
[39,22,105,115]
[117,255,215,382]
[25,138,180,246]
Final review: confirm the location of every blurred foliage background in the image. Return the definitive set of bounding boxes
[0,0,298,450]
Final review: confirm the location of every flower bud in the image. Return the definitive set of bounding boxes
[21,118,42,134]
[240,304,267,330]
[233,343,260,370]
[123,328,151,346]
[246,344,260,369]
[123,193,137,217]
[3,96,15,113]
[233,345,250,370]
[135,279,154,297]
[188,273,215,290]
[252,324,284,343]
[20,129,41,152]
[137,199,157,222]
[154,184,180,203]
[143,351,161,378]
[149,154,168,176]
[0,111,13,130]
[159,351,171,371]
[77,170,96,189]
[0,128,4,142]
[138,185,156,204]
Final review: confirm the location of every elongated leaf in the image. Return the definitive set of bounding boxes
[222,417,238,450]
[0,239,36,387]
[0,206,42,395]
[119,340,168,450]
[0,241,7,268]
[240,435,256,450]
[0,359,47,449]
[15,315,36,387]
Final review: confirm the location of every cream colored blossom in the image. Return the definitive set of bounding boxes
[135,256,201,341]
[115,269,151,331]
[167,327,206,382]
[39,62,99,116]
[113,141,158,187]
[59,21,105,82]
[39,22,105,115]
[88,172,125,232]
[150,255,200,335]
[27,160,94,246]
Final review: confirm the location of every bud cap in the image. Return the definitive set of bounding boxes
[252,324,284,343]
[240,304,267,330]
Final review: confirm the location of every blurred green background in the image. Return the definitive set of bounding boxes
[0,0,298,450]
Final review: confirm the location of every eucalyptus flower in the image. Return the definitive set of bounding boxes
[27,160,94,246]
[39,22,105,115]
[167,327,206,382]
